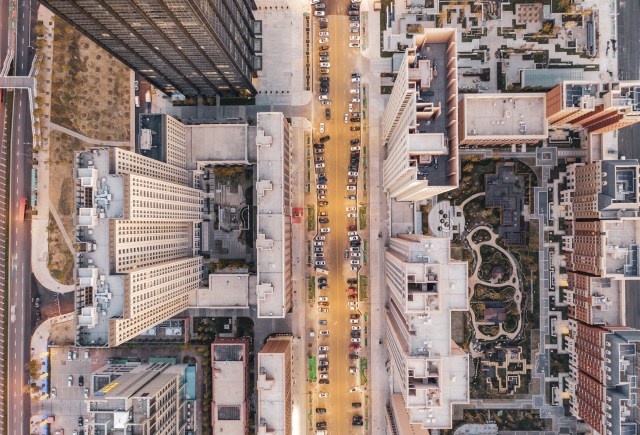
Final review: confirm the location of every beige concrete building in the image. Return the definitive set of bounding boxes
[458,93,548,145]
[255,113,293,318]
[382,29,459,202]
[73,147,203,347]
[384,234,469,430]
[257,335,292,435]
[90,362,190,434]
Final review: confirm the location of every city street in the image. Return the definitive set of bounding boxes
[6,1,37,434]
[308,2,368,433]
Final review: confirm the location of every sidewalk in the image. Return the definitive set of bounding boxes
[31,8,74,294]
[48,122,129,146]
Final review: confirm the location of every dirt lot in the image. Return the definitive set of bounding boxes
[50,16,130,142]
[47,212,74,285]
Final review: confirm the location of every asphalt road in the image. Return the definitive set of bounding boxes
[6,1,37,434]
[309,3,367,434]
[617,0,640,328]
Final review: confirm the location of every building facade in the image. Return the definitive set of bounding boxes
[211,338,250,435]
[381,29,459,202]
[40,0,261,97]
[255,113,293,318]
[257,335,292,435]
[90,362,190,434]
[384,234,469,430]
[74,147,203,347]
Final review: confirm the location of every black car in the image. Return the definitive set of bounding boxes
[78,376,84,387]
[319,135,330,143]
[319,52,329,57]
[314,143,324,149]
[325,108,331,120]
[349,16,359,21]
[320,76,330,82]
[349,354,359,360]
[350,117,361,123]
[350,126,360,131]
[350,313,360,319]
[351,72,360,77]
[352,420,364,426]
[320,22,328,28]
[347,278,358,285]
[319,366,328,372]
[319,277,327,284]
[352,402,362,408]
[319,218,329,224]
[78,416,83,426]
[350,139,360,144]
[318,177,327,183]
[316,422,327,430]
[350,241,361,247]
[316,408,327,414]
[351,332,360,338]
[320,87,329,94]
[319,379,330,384]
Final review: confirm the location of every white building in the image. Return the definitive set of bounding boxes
[384,234,469,431]
[382,29,459,202]
[257,335,292,435]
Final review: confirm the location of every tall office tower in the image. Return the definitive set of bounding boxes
[74,147,203,347]
[257,335,293,435]
[546,81,640,134]
[211,338,250,435]
[381,29,459,202]
[40,0,261,97]
[255,113,293,318]
[90,362,190,434]
[565,322,640,435]
[383,234,469,431]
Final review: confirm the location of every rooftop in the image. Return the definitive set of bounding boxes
[602,219,640,277]
[462,94,547,138]
[186,123,249,168]
[189,274,251,308]
[211,340,248,434]
[257,337,291,435]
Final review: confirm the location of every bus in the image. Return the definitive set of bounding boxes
[18,196,26,222]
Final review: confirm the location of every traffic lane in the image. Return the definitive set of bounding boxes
[617,0,640,162]
[0,0,9,61]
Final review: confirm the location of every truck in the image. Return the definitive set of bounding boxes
[18,196,26,222]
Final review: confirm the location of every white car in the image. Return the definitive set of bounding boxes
[344,113,349,123]
[319,123,325,133]
[318,353,328,359]
[320,373,329,379]
[350,319,359,324]
[314,11,326,16]
[319,95,328,100]
[319,308,329,312]
[351,338,361,343]
[314,242,324,247]
[315,260,326,266]
[350,88,360,94]
[319,296,328,301]
[352,252,362,257]
[319,392,329,398]
[349,367,357,373]
[319,17,329,22]
[320,227,331,233]
[351,77,361,83]
[347,185,357,191]
[351,146,360,151]
[319,31,329,37]
[347,213,357,218]
[350,22,360,27]
[349,236,359,241]
[321,100,332,106]
[348,387,358,393]
[352,98,361,103]
[310,0,320,3]
[320,330,330,336]
[350,260,360,265]
[315,163,325,169]
[316,235,326,240]
[349,43,360,48]
[349,36,360,41]
[348,171,358,176]
[346,207,357,211]
[352,326,362,330]
[349,304,358,309]
[348,231,358,236]
[347,195,357,200]
[348,103,354,112]
[317,184,327,189]
[319,346,329,351]
[319,38,329,43]
[351,0,361,3]
[320,62,331,67]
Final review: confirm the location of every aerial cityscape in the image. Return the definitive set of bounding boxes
[0,0,639,434]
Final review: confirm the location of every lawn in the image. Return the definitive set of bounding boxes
[360,356,368,385]
[47,212,74,285]
[307,205,315,231]
[308,276,315,302]
[309,356,317,382]
[359,275,368,301]
[358,204,367,230]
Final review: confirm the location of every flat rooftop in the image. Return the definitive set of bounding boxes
[186,123,249,168]
[462,94,547,138]
[603,219,640,277]
[257,338,290,435]
[255,113,290,318]
[212,341,247,434]
[188,274,250,308]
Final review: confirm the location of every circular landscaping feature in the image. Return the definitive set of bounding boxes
[478,246,512,283]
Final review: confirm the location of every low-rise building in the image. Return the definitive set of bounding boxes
[211,338,250,435]
[458,93,547,146]
[257,335,292,435]
[384,234,469,430]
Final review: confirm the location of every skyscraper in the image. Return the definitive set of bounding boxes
[41,0,261,97]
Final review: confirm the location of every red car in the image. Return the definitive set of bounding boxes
[318,302,329,307]
[350,344,360,350]
[348,295,357,300]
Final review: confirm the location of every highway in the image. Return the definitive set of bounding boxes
[309,1,368,433]
[6,0,37,434]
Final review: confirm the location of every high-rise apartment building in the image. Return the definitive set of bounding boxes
[458,93,548,146]
[384,234,469,430]
[257,335,292,435]
[90,362,190,434]
[74,147,203,347]
[211,338,250,435]
[381,29,459,202]
[546,81,640,134]
[565,322,640,435]
[40,0,261,97]
[255,113,293,318]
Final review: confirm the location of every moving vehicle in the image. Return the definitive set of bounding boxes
[349,43,360,47]
[18,196,26,222]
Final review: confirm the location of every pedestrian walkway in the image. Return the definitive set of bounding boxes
[48,122,129,146]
